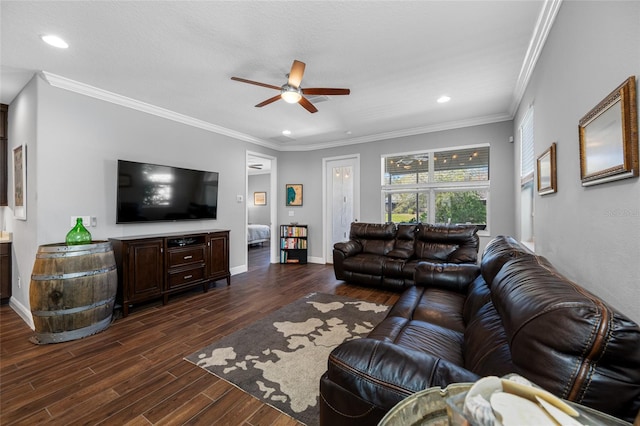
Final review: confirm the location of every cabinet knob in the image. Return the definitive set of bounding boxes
[184,274,193,280]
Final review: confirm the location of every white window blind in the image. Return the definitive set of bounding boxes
[519,106,534,244]
[520,108,535,181]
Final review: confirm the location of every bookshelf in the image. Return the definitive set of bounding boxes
[280,225,308,264]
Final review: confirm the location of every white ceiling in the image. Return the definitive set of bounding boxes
[0,1,558,151]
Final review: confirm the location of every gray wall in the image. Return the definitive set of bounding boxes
[278,120,516,261]
[4,75,39,321]
[248,174,271,225]
[7,1,637,326]
[6,76,278,325]
[514,1,640,322]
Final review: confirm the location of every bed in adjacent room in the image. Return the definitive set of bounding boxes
[248,224,270,246]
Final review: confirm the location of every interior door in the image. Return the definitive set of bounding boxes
[325,156,359,263]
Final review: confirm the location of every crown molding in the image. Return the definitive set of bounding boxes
[37,0,564,154]
[509,0,563,116]
[39,71,280,150]
[282,113,513,152]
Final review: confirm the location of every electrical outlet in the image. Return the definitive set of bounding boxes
[70,216,91,227]
[17,277,21,288]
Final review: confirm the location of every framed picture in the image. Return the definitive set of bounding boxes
[578,76,638,186]
[537,142,557,195]
[285,184,303,206]
[254,191,266,206]
[12,144,26,220]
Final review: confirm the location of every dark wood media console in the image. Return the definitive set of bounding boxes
[109,230,230,317]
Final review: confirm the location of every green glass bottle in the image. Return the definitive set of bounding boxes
[66,218,92,245]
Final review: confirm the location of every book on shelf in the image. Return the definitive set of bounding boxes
[281,238,307,249]
[281,225,307,237]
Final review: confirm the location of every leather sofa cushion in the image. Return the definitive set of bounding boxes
[490,254,640,420]
[387,224,417,259]
[350,222,396,256]
[462,277,514,377]
[384,286,466,333]
[342,253,385,276]
[381,258,405,278]
[414,262,480,293]
[415,224,479,263]
[480,235,535,284]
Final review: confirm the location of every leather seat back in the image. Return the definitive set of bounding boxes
[349,222,396,256]
[415,224,479,263]
[489,253,640,421]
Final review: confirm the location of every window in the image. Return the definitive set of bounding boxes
[519,107,534,244]
[381,145,489,230]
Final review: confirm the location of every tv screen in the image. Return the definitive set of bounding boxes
[117,160,219,223]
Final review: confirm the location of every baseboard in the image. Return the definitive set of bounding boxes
[230,265,248,276]
[9,297,35,330]
[308,256,325,265]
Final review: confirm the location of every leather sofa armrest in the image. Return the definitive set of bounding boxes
[414,262,480,293]
[326,339,479,410]
[333,240,362,257]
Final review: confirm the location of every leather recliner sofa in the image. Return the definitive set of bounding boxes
[320,235,640,424]
[332,222,481,290]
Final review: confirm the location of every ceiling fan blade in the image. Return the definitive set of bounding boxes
[231,77,280,91]
[287,60,306,88]
[302,88,351,96]
[255,95,282,108]
[299,96,318,113]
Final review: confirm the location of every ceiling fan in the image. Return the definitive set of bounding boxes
[231,60,350,113]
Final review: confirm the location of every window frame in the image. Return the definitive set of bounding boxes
[519,106,535,247]
[380,143,490,236]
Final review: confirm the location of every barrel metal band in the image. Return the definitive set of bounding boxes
[31,297,115,317]
[31,264,117,281]
[32,316,112,344]
[36,244,113,258]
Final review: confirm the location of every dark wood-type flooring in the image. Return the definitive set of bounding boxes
[0,245,400,425]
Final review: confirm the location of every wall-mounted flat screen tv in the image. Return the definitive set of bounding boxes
[117,160,219,223]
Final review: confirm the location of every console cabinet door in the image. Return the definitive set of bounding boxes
[0,243,11,303]
[207,231,230,283]
[1,104,8,206]
[126,239,164,300]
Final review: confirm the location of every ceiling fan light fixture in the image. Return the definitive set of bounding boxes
[281,85,302,104]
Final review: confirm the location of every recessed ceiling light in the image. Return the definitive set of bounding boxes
[282,130,292,136]
[41,34,69,49]
[437,95,451,104]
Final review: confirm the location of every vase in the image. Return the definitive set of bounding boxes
[66,218,92,245]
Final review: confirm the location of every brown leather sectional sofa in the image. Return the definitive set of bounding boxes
[332,222,481,290]
[321,234,640,424]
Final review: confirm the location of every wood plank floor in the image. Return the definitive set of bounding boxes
[0,246,400,425]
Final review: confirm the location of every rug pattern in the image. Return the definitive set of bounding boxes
[185,292,389,425]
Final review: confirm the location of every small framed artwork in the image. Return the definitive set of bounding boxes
[254,191,266,206]
[13,144,26,220]
[578,76,638,186]
[537,142,557,195]
[285,184,303,206]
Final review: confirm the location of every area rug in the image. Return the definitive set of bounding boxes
[184,292,389,426]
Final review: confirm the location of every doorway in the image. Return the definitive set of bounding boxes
[247,152,278,268]
[323,155,360,264]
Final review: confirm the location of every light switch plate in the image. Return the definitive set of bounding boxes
[70,216,91,227]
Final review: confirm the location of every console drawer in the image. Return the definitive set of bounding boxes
[168,246,206,268]
[167,265,205,289]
